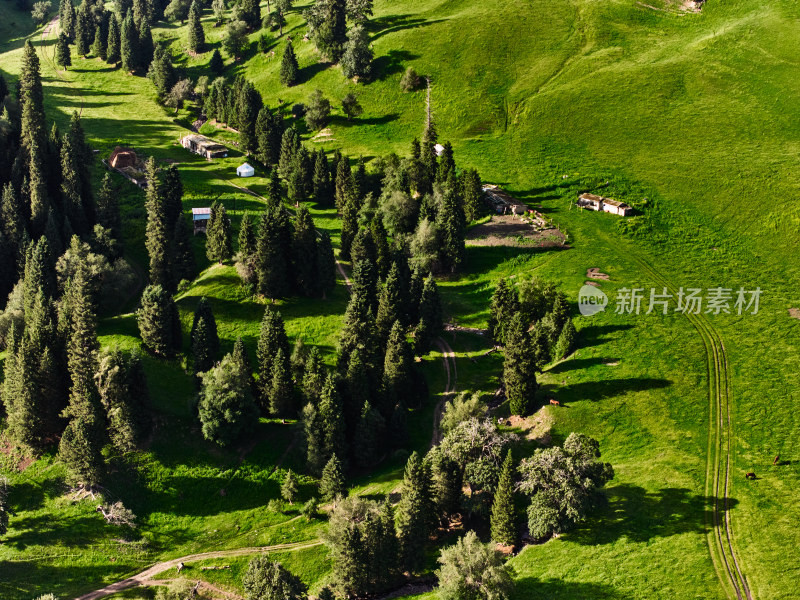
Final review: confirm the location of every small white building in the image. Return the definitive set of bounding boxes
[434,143,445,156]
[237,163,255,177]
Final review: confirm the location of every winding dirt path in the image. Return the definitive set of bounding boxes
[431,337,457,447]
[72,540,322,600]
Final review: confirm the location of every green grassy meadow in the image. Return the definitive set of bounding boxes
[1,0,800,598]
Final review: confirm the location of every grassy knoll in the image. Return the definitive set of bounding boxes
[2,0,800,598]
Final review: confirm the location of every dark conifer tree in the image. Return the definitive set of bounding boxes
[238,0,260,29]
[268,347,294,417]
[144,157,173,291]
[206,201,233,263]
[316,230,337,298]
[95,350,141,452]
[381,321,414,414]
[137,19,155,69]
[75,3,93,57]
[279,40,299,86]
[60,263,105,487]
[431,453,462,518]
[120,12,139,73]
[334,156,353,212]
[268,168,283,204]
[415,273,442,355]
[486,278,519,346]
[490,450,517,545]
[293,205,319,297]
[56,33,72,69]
[237,81,262,155]
[338,196,358,262]
[106,15,121,64]
[350,254,378,317]
[278,127,299,178]
[257,307,290,409]
[59,0,76,40]
[503,312,537,416]
[370,218,391,280]
[396,451,435,572]
[436,142,455,183]
[96,173,122,242]
[312,149,332,206]
[238,212,256,259]
[353,400,383,467]
[3,335,41,449]
[256,107,281,166]
[311,0,347,61]
[60,132,89,236]
[209,48,224,75]
[162,165,183,232]
[407,266,424,326]
[91,19,107,60]
[192,316,214,376]
[319,453,346,501]
[319,374,346,465]
[172,215,196,283]
[188,0,205,53]
[255,202,292,298]
[23,237,56,317]
[1,182,25,254]
[461,168,483,223]
[376,262,404,345]
[137,284,181,357]
[303,398,325,473]
[436,183,466,273]
[19,41,49,236]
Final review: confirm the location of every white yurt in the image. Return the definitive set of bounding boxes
[237,162,255,177]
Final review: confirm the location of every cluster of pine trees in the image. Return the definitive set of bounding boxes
[488,277,578,415]
[0,46,152,488]
[203,75,269,156]
[234,196,336,298]
[303,0,374,80]
[56,0,161,73]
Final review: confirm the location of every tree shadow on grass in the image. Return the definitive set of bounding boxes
[300,59,332,84]
[371,49,419,81]
[9,477,67,513]
[328,113,400,127]
[578,324,634,349]
[3,514,111,551]
[564,485,738,545]
[366,14,447,42]
[547,356,621,374]
[0,561,140,600]
[539,377,671,404]
[512,577,626,600]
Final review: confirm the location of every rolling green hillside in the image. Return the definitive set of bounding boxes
[1,0,799,598]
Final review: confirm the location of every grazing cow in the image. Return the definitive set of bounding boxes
[774,454,780,465]
[745,472,756,480]
[549,399,560,406]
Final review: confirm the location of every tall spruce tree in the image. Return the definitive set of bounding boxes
[490,450,516,546]
[206,201,233,263]
[503,312,537,416]
[415,273,442,355]
[312,149,332,205]
[144,157,173,291]
[436,183,466,273]
[461,168,483,223]
[486,279,519,346]
[56,33,72,69]
[59,0,76,39]
[238,212,256,258]
[187,0,205,53]
[172,215,196,283]
[320,453,346,501]
[375,262,404,344]
[59,263,105,487]
[19,41,49,235]
[268,347,294,417]
[106,15,121,64]
[255,201,292,298]
[381,321,414,414]
[338,196,358,262]
[95,350,141,453]
[319,374,346,465]
[120,12,139,73]
[279,40,299,86]
[96,173,122,242]
[316,230,337,297]
[396,451,435,572]
[137,284,181,357]
[162,165,183,232]
[237,81,262,155]
[91,20,107,60]
[137,19,154,69]
[257,307,290,409]
[310,0,347,61]
[293,205,318,297]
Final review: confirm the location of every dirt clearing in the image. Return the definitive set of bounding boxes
[466,215,565,248]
